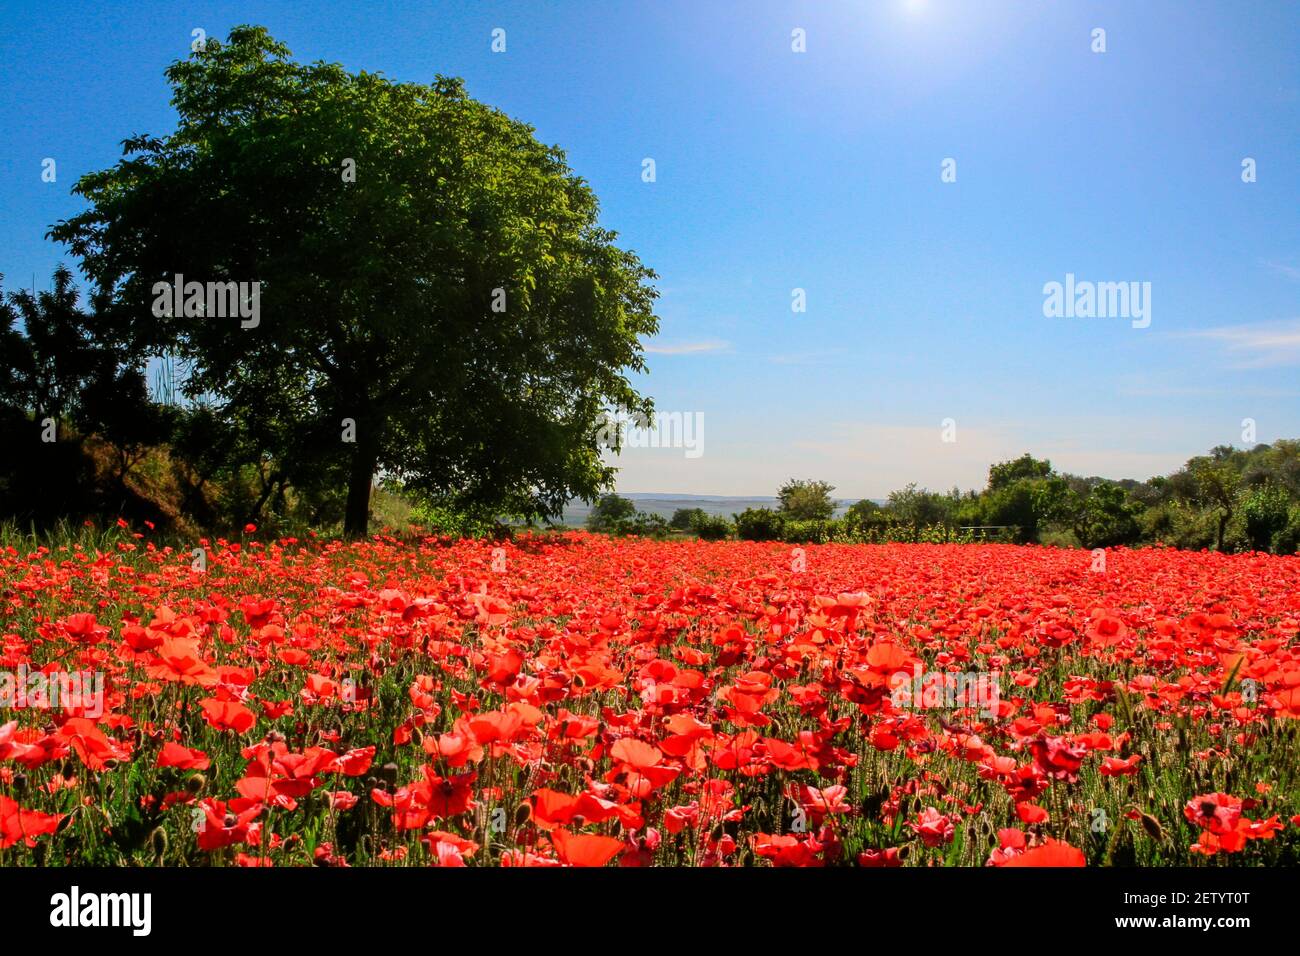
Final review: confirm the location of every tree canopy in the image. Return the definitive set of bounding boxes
[51,26,659,535]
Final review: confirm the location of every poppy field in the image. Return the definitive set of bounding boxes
[2,528,1298,868]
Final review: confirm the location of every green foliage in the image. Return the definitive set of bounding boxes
[777,479,835,521]
[885,483,952,527]
[610,510,669,538]
[988,453,1053,491]
[1242,483,1291,553]
[1273,505,1300,555]
[587,494,637,532]
[845,499,882,522]
[779,518,837,544]
[410,498,507,539]
[50,25,659,536]
[689,512,732,540]
[979,480,1041,544]
[670,507,706,530]
[1071,482,1144,549]
[733,507,786,541]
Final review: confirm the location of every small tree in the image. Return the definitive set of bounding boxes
[670,507,706,530]
[1190,458,1241,552]
[1071,482,1143,549]
[988,454,1053,491]
[587,494,636,532]
[690,512,732,540]
[884,483,951,527]
[733,507,785,541]
[1242,483,1290,552]
[845,499,882,522]
[777,479,835,521]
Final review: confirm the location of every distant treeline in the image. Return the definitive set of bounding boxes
[588,450,1300,554]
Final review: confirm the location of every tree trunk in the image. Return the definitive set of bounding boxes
[344,426,380,539]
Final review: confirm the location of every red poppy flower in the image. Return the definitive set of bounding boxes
[998,839,1086,867]
[0,796,64,848]
[199,698,257,734]
[157,742,210,770]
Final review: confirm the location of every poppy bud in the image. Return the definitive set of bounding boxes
[1139,812,1165,842]
[514,803,531,827]
[13,773,28,794]
[186,773,207,795]
[150,827,168,858]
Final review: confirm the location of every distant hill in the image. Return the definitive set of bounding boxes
[559,494,879,526]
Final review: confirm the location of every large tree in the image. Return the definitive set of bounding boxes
[52,26,659,535]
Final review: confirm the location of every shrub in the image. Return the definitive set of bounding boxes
[670,507,706,531]
[611,511,670,538]
[690,512,732,540]
[780,518,837,544]
[587,494,636,532]
[1243,483,1291,553]
[410,500,508,539]
[733,507,785,541]
[1072,482,1144,550]
[777,479,836,521]
[1272,505,1300,555]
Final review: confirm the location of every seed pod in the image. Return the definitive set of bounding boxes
[1139,812,1165,842]
[150,827,168,859]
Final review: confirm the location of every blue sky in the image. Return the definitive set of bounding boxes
[1,0,1297,497]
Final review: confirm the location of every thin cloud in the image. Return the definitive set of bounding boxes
[1188,319,1300,368]
[1263,259,1300,281]
[644,339,729,355]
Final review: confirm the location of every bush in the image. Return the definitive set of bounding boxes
[410,500,508,539]
[780,518,837,544]
[734,507,786,541]
[777,479,836,521]
[587,494,636,532]
[611,511,670,538]
[1273,505,1300,555]
[1072,482,1144,549]
[670,507,706,531]
[690,512,732,540]
[1243,483,1291,552]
